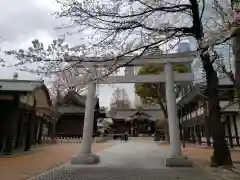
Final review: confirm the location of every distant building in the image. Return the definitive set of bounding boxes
[177,42,193,96]
[110,88,132,110]
[0,79,52,155]
[177,42,191,53]
[56,91,106,137]
[13,72,18,80]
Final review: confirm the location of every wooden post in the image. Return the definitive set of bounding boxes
[3,111,14,155]
[25,111,33,151]
[189,106,192,118]
[187,127,191,142]
[33,114,39,145]
[0,110,6,152]
[37,117,43,145]
[192,126,196,143]
[204,102,211,147]
[233,115,240,147]
[179,107,183,141]
[226,115,234,148]
[19,111,27,147]
[182,127,186,148]
[15,113,23,148]
[3,96,19,155]
[197,125,202,145]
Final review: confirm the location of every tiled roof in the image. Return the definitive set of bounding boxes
[0,79,44,92]
[57,91,101,114]
[61,91,98,107]
[177,76,234,106]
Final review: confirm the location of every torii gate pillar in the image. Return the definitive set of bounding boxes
[71,68,99,164]
[164,62,192,167]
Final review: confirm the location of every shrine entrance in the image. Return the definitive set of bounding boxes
[66,51,198,166]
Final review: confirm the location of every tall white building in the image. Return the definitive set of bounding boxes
[110,88,132,109]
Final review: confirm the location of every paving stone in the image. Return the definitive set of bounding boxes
[30,166,216,180]
[29,141,215,180]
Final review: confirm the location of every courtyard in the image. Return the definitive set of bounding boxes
[28,140,217,180]
[0,139,239,180]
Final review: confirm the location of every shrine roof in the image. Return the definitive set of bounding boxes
[0,79,52,106]
[57,91,107,115]
[0,79,45,92]
[58,90,99,107]
[129,111,151,117]
[177,76,234,106]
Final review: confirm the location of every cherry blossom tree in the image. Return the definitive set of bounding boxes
[4,0,236,166]
[53,0,233,167]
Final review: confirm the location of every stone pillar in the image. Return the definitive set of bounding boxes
[81,82,96,154]
[71,67,99,164]
[164,62,192,167]
[165,63,181,156]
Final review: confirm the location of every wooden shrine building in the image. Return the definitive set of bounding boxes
[56,91,106,138]
[0,79,52,155]
[126,110,155,136]
[110,118,129,135]
[110,109,156,136]
[177,76,240,148]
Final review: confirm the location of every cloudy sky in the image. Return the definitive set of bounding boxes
[0,0,233,108]
[0,0,136,107]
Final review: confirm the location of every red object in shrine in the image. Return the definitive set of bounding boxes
[52,135,57,144]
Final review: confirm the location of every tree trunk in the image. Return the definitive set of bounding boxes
[201,52,232,167]
[232,26,240,109]
[156,97,169,142]
[157,97,168,119]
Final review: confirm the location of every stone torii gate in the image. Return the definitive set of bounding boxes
[67,51,198,166]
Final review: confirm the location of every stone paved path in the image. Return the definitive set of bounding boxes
[29,141,216,180]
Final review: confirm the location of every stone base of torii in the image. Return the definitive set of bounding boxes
[68,52,198,166]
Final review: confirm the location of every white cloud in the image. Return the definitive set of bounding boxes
[0,0,135,107]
